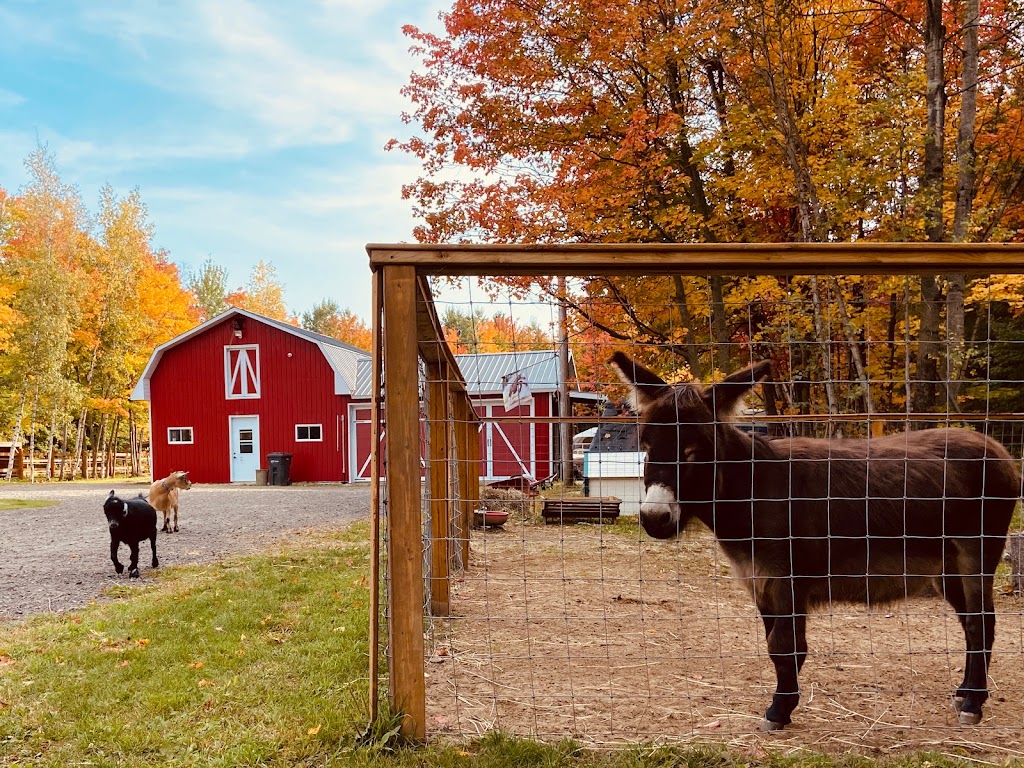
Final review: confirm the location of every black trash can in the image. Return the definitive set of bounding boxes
[267,452,293,486]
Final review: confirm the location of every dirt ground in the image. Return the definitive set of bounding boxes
[0,480,369,619]
[426,521,1024,760]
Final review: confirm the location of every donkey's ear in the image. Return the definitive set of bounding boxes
[609,352,669,410]
[706,361,771,419]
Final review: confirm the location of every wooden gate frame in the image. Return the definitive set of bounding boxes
[367,242,1024,740]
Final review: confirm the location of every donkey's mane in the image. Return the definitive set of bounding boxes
[668,381,749,423]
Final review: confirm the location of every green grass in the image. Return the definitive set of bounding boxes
[0,499,56,511]
[0,523,994,768]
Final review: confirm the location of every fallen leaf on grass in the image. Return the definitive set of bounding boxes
[307,725,321,735]
[198,679,214,688]
[118,661,129,668]
[189,662,204,669]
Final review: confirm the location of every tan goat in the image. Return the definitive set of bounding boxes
[147,470,192,533]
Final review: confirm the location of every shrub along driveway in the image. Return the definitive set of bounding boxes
[0,481,369,618]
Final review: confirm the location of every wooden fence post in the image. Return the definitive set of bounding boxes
[382,265,426,741]
[427,360,451,616]
[368,269,383,724]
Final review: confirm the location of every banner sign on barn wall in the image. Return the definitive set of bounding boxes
[501,371,532,410]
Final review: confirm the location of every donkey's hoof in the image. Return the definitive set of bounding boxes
[958,710,981,726]
[953,697,981,725]
[760,718,786,732]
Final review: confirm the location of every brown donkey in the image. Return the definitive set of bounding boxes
[610,353,1021,731]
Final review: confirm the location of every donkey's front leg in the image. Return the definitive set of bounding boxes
[762,611,808,731]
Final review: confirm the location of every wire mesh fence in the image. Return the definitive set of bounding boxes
[372,247,1024,757]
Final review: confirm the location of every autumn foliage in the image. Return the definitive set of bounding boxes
[392,0,1024,412]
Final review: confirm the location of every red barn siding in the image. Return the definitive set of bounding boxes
[149,317,348,484]
[349,404,427,481]
[471,393,553,481]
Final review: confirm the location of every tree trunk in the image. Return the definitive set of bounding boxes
[947,0,978,406]
[809,277,839,433]
[58,419,70,481]
[884,291,901,412]
[952,0,979,241]
[46,400,57,481]
[944,274,966,408]
[70,410,90,480]
[4,391,26,481]
[911,276,942,414]
[671,276,705,379]
[129,409,139,476]
[832,278,874,414]
[912,0,947,419]
[95,415,108,479]
[27,379,38,483]
[709,276,729,372]
[108,415,121,477]
[922,0,947,243]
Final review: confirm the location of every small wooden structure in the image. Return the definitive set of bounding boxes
[0,443,23,480]
[541,496,621,524]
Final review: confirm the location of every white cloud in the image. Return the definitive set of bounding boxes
[71,0,424,152]
[0,87,25,108]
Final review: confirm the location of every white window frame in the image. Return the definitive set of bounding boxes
[225,345,261,400]
[295,423,323,442]
[168,426,194,444]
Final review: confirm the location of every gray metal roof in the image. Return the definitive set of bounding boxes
[352,349,575,399]
[454,350,574,396]
[354,357,374,400]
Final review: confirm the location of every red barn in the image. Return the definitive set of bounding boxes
[131,308,368,484]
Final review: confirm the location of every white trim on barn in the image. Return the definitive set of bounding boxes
[476,397,537,481]
[349,403,379,481]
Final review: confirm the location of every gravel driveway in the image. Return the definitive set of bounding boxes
[0,481,370,619]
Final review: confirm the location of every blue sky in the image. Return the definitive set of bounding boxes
[0,0,450,322]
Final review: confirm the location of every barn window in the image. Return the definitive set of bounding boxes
[225,345,260,399]
[168,427,193,444]
[296,424,322,442]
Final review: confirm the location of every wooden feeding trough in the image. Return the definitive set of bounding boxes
[541,496,621,524]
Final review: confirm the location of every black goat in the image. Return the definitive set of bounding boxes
[102,491,159,578]
[610,352,1021,730]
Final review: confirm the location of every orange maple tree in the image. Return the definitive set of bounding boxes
[392,0,1024,411]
